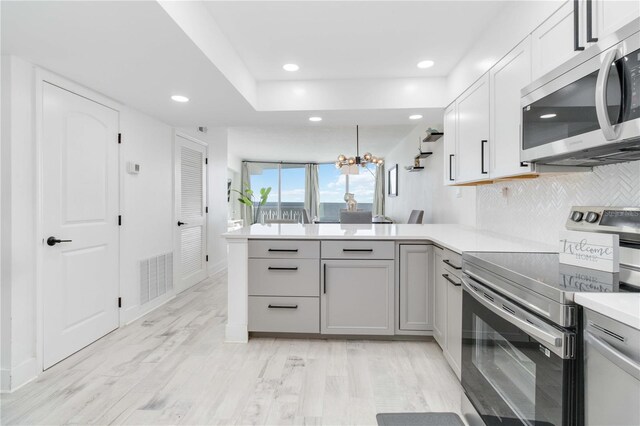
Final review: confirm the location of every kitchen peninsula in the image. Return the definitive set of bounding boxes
[223,223,555,345]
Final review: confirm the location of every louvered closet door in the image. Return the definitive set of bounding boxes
[175,135,207,292]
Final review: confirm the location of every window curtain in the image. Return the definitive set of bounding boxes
[373,164,385,217]
[305,164,320,221]
[240,161,252,224]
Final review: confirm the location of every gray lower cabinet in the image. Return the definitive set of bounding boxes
[398,244,433,332]
[433,246,446,345]
[321,259,394,335]
[248,239,321,334]
[445,269,463,380]
[248,296,319,333]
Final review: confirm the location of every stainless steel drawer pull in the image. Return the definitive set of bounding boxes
[267,304,298,309]
[267,267,299,271]
[268,249,299,252]
[443,259,462,270]
[343,248,373,252]
[442,273,462,287]
[589,321,626,342]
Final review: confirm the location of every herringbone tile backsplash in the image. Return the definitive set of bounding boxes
[476,161,640,245]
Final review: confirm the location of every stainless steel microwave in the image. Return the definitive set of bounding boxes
[521,19,640,166]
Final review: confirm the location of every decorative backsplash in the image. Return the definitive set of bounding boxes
[476,162,640,245]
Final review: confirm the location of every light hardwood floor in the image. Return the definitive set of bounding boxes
[1,271,465,425]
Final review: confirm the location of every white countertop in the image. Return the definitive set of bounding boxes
[575,293,640,330]
[223,223,556,254]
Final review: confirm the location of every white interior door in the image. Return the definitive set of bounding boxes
[42,82,120,369]
[175,135,207,292]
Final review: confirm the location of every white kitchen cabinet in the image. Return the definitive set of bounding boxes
[531,0,580,81]
[321,259,394,335]
[443,102,458,186]
[398,244,433,333]
[531,0,638,82]
[432,247,446,346]
[445,269,463,380]
[490,36,534,179]
[596,0,640,41]
[456,73,490,183]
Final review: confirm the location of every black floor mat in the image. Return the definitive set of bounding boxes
[376,412,465,426]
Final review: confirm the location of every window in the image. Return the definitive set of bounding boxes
[246,162,305,222]
[318,163,376,222]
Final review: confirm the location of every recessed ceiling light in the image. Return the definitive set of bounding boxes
[309,116,322,122]
[417,60,435,69]
[540,113,557,119]
[171,95,189,103]
[409,114,423,120]
[283,63,300,72]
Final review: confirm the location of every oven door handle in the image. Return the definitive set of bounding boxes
[595,48,621,141]
[462,277,566,354]
[585,330,640,381]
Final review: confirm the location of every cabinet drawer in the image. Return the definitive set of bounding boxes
[249,258,319,297]
[442,248,462,275]
[248,296,319,333]
[321,240,394,260]
[249,240,319,259]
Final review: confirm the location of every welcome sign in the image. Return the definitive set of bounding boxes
[559,230,619,272]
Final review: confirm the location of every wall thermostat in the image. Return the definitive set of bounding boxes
[127,162,141,174]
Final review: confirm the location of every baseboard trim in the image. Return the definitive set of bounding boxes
[225,323,248,343]
[208,259,227,277]
[5,357,39,393]
[0,368,10,393]
[122,291,176,326]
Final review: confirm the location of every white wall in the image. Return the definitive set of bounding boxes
[384,124,476,225]
[0,56,229,391]
[1,56,38,391]
[119,109,175,324]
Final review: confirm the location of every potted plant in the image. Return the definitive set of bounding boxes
[234,185,271,224]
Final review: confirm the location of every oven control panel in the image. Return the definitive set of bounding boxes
[566,206,640,241]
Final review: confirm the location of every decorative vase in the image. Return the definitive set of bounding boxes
[345,193,357,212]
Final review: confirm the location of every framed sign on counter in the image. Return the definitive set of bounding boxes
[388,164,398,197]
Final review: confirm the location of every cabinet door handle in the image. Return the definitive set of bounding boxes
[268,248,298,253]
[481,140,488,174]
[443,259,462,270]
[268,304,298,309]
[442,273,462,287]
[449,154,455,181]
[323,263,327,294]
[574,0,585,51]
[267,267,298,271]
[342,248,373,252]
[586,0,597,42]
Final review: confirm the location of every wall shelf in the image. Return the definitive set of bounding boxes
[404,166,425,172]
[415,151,433,160]
[422,132,443,143]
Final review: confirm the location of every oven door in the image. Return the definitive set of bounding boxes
[521,34,640,165]
[461,275,577,426]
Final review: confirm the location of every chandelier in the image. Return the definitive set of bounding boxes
[335,125,383,174]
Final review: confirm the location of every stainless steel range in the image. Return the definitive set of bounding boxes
[460,206,640,426]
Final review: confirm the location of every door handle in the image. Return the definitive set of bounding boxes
[573,0,585,51]
[177,221,188,226]
[586,0,597,43]
[442,273,462,287]
[449,154,455,181]
[47,236,72,246]
[595,48,622,141]
[443,259,462,270]
[480,140,488,174]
